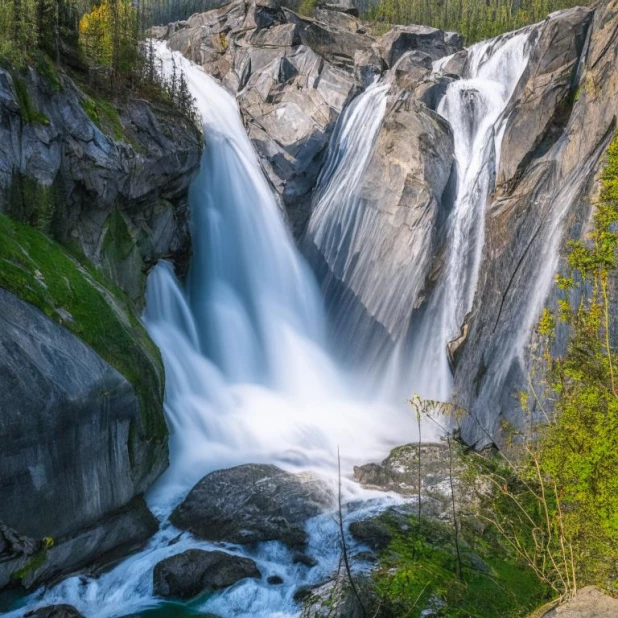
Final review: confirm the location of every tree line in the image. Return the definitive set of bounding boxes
[0,0,197,118]
[362,0,588,43]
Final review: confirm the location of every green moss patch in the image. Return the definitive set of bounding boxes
[14,78,50,125]
[0,213,167,445]
[81,95,124,141]
[371,512,548,617]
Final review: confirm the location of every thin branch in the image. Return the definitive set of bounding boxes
[337,447,367,618]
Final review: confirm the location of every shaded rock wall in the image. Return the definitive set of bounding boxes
[0,67,202,307]
[0,65,202,589]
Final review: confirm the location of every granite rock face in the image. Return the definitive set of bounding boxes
[0,289,160,589]
[0,67,202,306]
[451,2,618,445]
[158,0,461,234]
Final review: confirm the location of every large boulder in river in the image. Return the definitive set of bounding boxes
[170,464,334,547]
[153,549,261,599]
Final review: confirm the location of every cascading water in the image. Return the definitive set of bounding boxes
[3,43,414,618]
[405,30,532,402]
[142,44,418,508]
[6,27,543,618]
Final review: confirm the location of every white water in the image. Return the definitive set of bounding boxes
[3,43,417,618]
[142,44,419,511]
[405,30,532,401]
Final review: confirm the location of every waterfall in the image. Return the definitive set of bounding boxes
[404,30,532,401]
[7,28,541,618]
[5,42,415,618]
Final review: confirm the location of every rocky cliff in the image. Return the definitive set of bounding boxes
[452,1,617,445]
[162,0,618,446]
[0,64,202,591]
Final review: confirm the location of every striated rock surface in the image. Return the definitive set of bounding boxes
[452,1,618,445]
[153,549,261,599]
[304,91,454,365]
[171,464,334,548]
[158,0,461,234]
[0,288,160,589]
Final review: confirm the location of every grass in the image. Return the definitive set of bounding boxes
[0,212,167,447]
[371,512,549,617]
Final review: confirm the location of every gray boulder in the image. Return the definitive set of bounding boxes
[170,464,333,547]
[348,519,392,550]
[354,443,464,496]
[153,549,260,599]
[544,586,618,617]
[318,0,359,17]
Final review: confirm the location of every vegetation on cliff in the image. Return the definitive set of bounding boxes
[370,511,547,617]
[407,134,618,609]
[364,0,589,43]
[0,212,167,444]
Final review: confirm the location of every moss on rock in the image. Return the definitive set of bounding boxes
[368,511,548,617]
[0,212,168,486]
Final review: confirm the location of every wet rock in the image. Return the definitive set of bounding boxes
[293,552,318,567]
[304,96,454,366]
[170,464,334,548]
[24,605,84,618]
[153,549,260,599]
[440,48,468,76]
[444,31,464,53]
[267,575,284,584]
[348,519,392,550]
[390,49,433,89]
